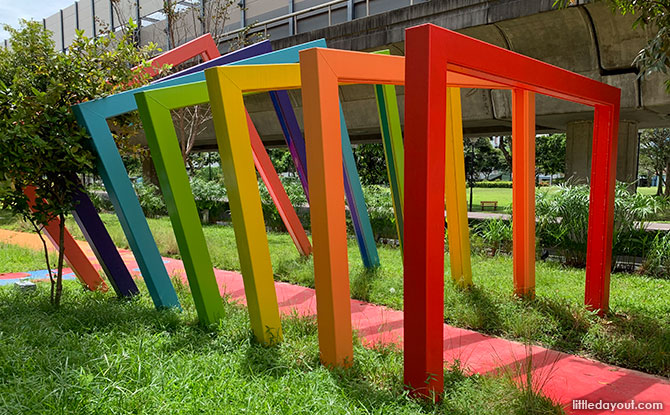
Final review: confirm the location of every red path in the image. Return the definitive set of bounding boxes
[1,229,668,414]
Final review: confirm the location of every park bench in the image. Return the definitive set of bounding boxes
[480,201,498,211]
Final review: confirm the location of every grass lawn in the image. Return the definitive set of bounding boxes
[638,186,660,196]
[464,187,513,212]
[0,281,563,414]
[1,212,668,378]
[0,243,56,274]
[466,186,670,218]
[464,187,560,212]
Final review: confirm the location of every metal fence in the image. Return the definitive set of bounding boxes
[2,0,427,51]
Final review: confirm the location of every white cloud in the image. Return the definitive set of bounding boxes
[0,0,76,40]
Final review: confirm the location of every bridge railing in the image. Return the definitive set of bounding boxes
[2,0,425,51]
[218,0,421,43]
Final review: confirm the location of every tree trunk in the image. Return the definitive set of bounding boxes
[54,213,65,307]
[469,185,474,212]
[665,162,670,198]
[31,220,55,304]
[657,170,664,196]
[142,152,161,188]
[499,136,512,173]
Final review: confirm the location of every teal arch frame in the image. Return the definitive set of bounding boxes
[71,43,275,310]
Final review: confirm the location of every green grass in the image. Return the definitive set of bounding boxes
[0,243,56,273]
[464,187,562,212]
[0,281,563,414]
[466,186,670,219]
[1,212,668,378]
[465,187,513,211]
[638,186,660,196]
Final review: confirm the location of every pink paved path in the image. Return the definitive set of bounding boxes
[2,229,668,414]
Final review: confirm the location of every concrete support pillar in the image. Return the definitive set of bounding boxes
[566,120,639,186]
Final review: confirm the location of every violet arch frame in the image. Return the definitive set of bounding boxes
[73,40,379,308]
[72,38,380,310]
[129,41,337,330]
[168,45,380,269]
[71,42,275,309]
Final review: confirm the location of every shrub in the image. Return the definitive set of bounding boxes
[281,176,308,207]
[612,187,660,258]
[190,177,227,222]
[536,184,589,266]
[191,165,222,182]
[536,182,660,267]
[87,190,114,212]
[258,180,287,231]
[474,181,513,188]
[0,20,158,306]
[133,182,167,218]
[474,218,513,256]
[257,177,310,231]
[641,232,670,278]
[362,185,398,240]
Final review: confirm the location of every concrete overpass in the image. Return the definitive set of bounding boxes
[21,0,670,183]
[238,0,667,184]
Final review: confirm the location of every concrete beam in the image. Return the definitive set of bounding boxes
[566,119,639,185]
[148,0,667,151]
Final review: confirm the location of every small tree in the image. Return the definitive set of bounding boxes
[353,143,389,186]
[464,137,506,210]
[267,148,298,177]
[156,0,265,178]
[639,128,670,196]
[498,135,513,173]
[0,20,156,306]
[536,133,566,179]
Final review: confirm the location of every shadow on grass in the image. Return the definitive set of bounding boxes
[453,284,505,333]
[350,266,383,302]
[522,296,591,353]
[523,295,669,376]
[447,284,669,377]
[590,309,670,376]
[0,282,567,414]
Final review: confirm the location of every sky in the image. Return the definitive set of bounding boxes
[0,0,75,40]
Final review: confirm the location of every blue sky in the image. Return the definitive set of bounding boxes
[1,0,75,40]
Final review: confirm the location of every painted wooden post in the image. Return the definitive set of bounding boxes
[403,26,448,398]
[339,106,380,269]
[271,91,381,269]
[372,50,405,253]
[135,87,226,326]
[444,87,472,286]
[374,82,405,250]
[23,186,107,292]
[71,188,139,297]
[134,77,312,328]
[127,41,327,327]
[402,24,621,398]
[372,53,472,285]
[246,111,312,256]
[71,34,229,310]
[204,66,287,345]
[299,48,406,367]
[300,51,355,367]
[585,105,619,313]
[512,89,536,298]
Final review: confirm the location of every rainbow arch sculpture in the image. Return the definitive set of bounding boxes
[402,23,619,397]
[69,24,620,400]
